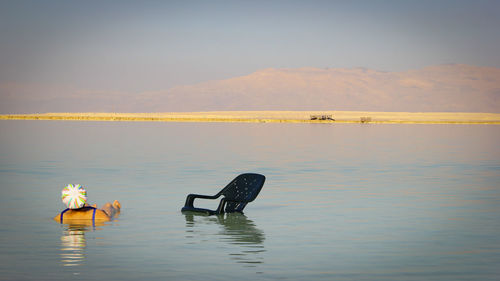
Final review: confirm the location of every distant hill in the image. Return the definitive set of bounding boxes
[150,64,500,112]
[1,64,499,113]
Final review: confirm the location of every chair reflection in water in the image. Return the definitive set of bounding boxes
[184,212,265,266]
[181,173,265,215]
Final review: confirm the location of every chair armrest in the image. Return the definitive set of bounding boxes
[183,193,220,208]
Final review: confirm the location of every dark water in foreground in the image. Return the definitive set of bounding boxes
[0,120,499,281]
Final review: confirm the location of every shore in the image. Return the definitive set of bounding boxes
[1,111,500,124]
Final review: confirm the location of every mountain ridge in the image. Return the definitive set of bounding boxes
[156,64,499,112]
[1,64,499,113]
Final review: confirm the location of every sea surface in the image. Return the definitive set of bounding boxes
[0,120,499,281]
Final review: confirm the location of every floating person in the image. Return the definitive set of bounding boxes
[54,184,121,224]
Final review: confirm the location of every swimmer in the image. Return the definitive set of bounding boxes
[54,184,121,223]
[54,201,121,222]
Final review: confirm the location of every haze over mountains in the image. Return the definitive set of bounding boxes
[1,64,499,113]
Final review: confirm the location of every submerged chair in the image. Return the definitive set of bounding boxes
[181,173,265,215]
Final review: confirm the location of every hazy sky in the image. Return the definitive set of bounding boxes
[1,0,499,93]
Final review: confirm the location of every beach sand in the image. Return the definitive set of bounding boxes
[1,111,499,124]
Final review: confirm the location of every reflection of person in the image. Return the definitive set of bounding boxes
[60,225,87,267]
[54,184,121,223]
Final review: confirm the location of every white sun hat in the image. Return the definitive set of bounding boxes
[61,184,87,209]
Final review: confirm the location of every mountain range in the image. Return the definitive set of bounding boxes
[1,64,499,113]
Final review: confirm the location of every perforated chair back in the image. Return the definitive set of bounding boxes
[219,173,265,212]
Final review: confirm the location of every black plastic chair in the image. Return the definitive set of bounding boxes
[181,173,265,215]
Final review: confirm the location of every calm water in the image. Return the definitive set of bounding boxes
[0,120,499,281]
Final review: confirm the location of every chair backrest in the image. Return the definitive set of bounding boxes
[217,173,265,212]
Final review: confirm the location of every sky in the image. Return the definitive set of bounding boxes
[1,0,499,94]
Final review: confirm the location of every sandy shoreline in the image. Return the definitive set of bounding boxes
[1,111,499,124]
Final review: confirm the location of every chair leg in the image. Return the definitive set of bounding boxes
[215,198,227,214]
[184,194,195,208]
